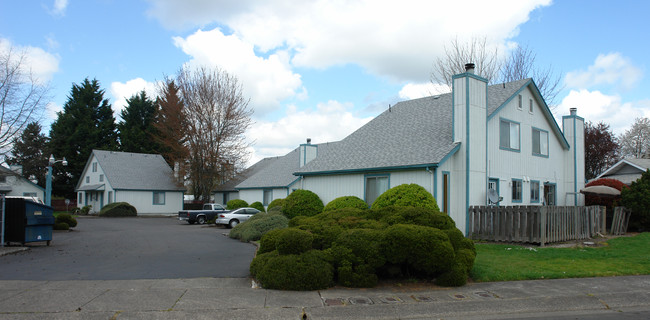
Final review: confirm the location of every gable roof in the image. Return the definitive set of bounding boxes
[75,150,185,191]
[237,142,338,189]
[0,166,45,192]
[595,158,650,184]
[214,157,279,192]
[295,78,562,176]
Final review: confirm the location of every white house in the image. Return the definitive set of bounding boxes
[0,165,45,201]
[220,64,585,234]
[594,158,650,185]
[75,150,185,215]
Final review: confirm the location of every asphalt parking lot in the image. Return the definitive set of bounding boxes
[0,217,256,280]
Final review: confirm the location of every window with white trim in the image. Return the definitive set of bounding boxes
[532,128,549,156]
[263,189,273,206]
[530,181,540,203]
[92,162,98,172]
[500,119,520,151]
[365,175,389,206]
[153,192,165,205]
[99,174,104,182]
[518,94,523,110]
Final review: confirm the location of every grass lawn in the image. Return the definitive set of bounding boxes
[470,232,650,282]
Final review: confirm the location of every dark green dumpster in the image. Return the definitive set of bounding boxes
[3,197,54,246]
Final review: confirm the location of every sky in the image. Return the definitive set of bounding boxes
[1,0,649,166]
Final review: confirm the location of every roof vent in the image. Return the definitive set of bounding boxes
[433,95,440,99]
[306,138,311,144]
[465,63,475,74]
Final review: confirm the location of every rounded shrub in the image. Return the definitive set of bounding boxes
[368,206,454,230]
[56,213,77,228]
[53,222,69,230]
[259,228,284,254]
[371,184,440,211]
[267,198,284,211]
[254,250,334,290]
[227,199,248,210]
[250,250,278,278]
[99,202,137,217]
[250,201,266,213]
[282,189,324,219]
[229,213,289,242]
[276,228,314,255]
[436,262,469,287]
[324,196,368,212]
[381,224,455,277]
[455,248,476,274]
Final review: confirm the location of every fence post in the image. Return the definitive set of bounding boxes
[540,206,546,247]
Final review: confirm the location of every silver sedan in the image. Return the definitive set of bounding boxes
[215,207,261,228]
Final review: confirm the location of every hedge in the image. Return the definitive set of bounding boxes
[227,199,248,210]
[55,213,77,228]
[267,198,284,211]
[250,201,266,213]
[99,202,137,217]
[323,196,368,212]
[282,190,324,219]
[371,184,440,211]
[229,213,289,243]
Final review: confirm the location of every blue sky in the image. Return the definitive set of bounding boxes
[1,0,648,165]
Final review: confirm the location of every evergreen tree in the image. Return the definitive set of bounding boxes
[118,90,160,154]
[152,79,188,171]
[6,122,49,187]
[48,78,118,198]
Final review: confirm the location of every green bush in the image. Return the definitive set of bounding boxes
[98,202,137,217]
[331,229,385,287]
[620,169,650,231]
[381,224,455,277]
[267,206,282,214]
[56,213,77,228]
[323,196,368,212]
[367,206,454,230]
[371,184,440,211]
[250,201,266,213]
[73,205,92,215]
[53,222,69,230]
[435,262,468,287]
[290,208,381,249]
[229,213,289,242]
[227,199,248,210]
[259,228,284,254]
[267,198,284,211]
[250,250,278,278]
[276,228,314,255]
[282,189,324,219]
[253,250,334,290]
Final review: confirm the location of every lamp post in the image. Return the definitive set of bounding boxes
[46,154,67,206]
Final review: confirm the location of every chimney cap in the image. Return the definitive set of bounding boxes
[306,138,311,144]
[570,108,577,115]
[465,63,475,73]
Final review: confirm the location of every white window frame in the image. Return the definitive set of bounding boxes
[365,174,390,206]
[532,127,549,157]
[500,118,520,152]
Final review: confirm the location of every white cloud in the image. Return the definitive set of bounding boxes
[48,0,68,17]
[147,0,552,82]
[246,100,373,165]
[110,78,158,117]
[0,38,60,83]
[399,82,451,100]
[557,89,647,134]
[565,53,643,90]
[173,29,305,115]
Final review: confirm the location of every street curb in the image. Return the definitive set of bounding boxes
[0,246,29,256]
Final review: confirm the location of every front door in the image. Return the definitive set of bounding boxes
[544,183,556,206]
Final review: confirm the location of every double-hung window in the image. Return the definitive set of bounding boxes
[263,189,273,206]
[532,128,549,157]
[530,181,540,203]
[512,179,522,203]
[153,192,165,205]
[500,119,520,151]
[365,175,389,206]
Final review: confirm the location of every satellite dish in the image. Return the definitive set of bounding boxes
[488,189,500,204]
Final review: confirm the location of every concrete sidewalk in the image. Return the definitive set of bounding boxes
[0,275,648,319]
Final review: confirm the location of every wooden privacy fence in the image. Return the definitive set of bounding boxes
[468,205,609,246]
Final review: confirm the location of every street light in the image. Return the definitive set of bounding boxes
[46,154,67,206]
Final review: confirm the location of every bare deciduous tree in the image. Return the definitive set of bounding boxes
[176,66,253,202]
[431,37,563,107]
[0,46,49,154]
[620,117,650,159]
[431,36,501,87]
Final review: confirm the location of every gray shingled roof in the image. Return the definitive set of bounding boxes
[236,142,338,188]
[214,157,279,192]
[295,79,531,175]
[79,150,185,191]
[626,158,650,169]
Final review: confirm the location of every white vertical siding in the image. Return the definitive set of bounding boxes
[115,190,183,215]
[302,174,365,205]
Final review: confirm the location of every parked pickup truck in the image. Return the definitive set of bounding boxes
[178,203,227,225]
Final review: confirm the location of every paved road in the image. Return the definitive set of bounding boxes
[0,217,256,280]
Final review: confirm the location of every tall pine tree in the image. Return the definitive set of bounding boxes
[49,78,118,198]
[118,90,160,154]
[6,122,49,187]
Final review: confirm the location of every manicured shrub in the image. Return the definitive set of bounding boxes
[53,222,69,230]
[323,196,368,212]
[56,213,77,228]
[455,248,476,274]
[331,229,385,287]
[99,202,137,217]
[291,208,381,249]
[254,250,334,290]
[337,262,378,288]
[227,199,248,210]
[267,206,282,214]
[276,228,314,255]
[620,169,650,231]
[258,228,284,254]
[282,189,324,219]
[250,201,266,213]
[229,213,289,242]
[267,198,284,211]
[250,251,278,278]
[381,224,455,277]
[367,206,454,230]
[435,262,468,287]
[371,184,440,211]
